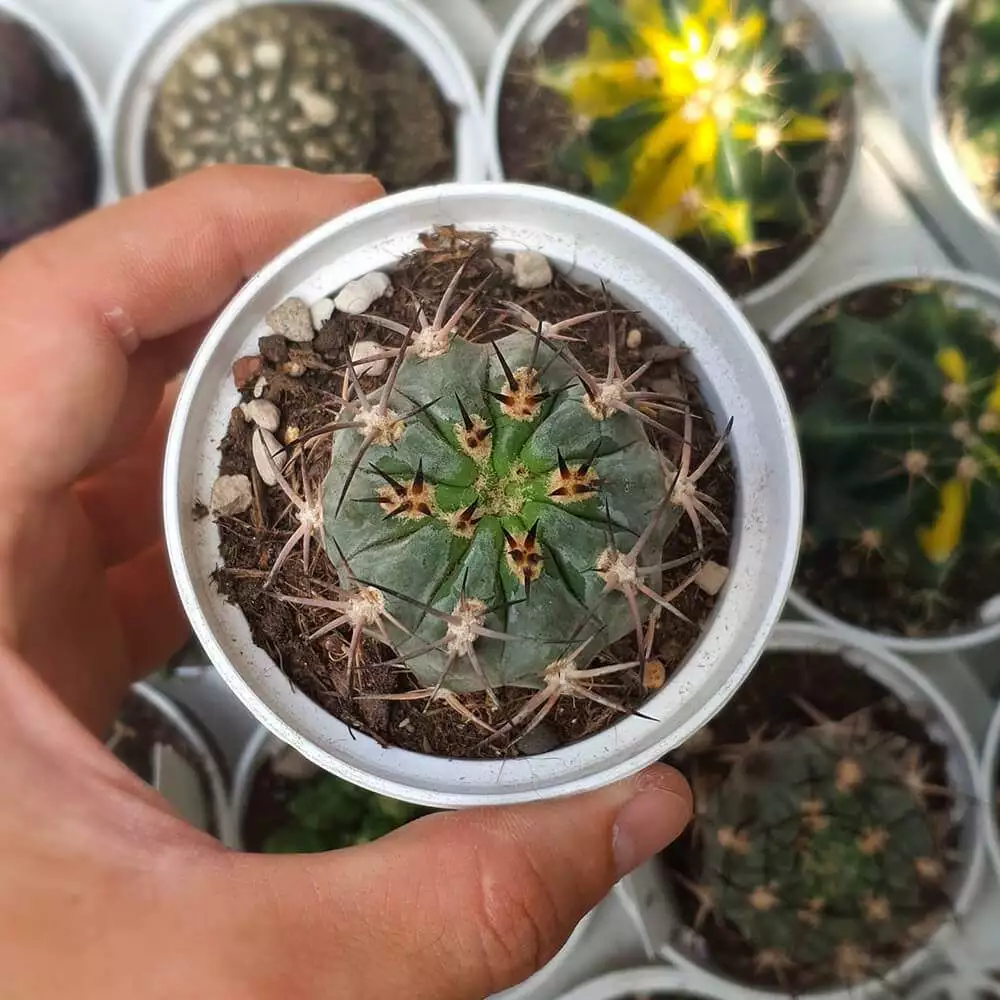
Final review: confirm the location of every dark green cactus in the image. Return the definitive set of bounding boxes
[795,287,1000,592]
[535,0,852,260]
[695,720,952,986]
[264,773,425,854]
[941,0,1000,213]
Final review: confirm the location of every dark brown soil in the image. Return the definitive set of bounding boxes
[107,692,220,837]
[772,283,1000,638]
[145,4,455,191]
[496,11,852,297]
[212,228,736,759]
[663,649,963,993]
[0,16,99,252]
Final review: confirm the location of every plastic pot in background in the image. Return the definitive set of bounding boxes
[770,267,1000,656]
[106,0,488,198]
[982,702,1000,884]
[623,623,986,1000]
[164,181,802,809]
[482,0,862,312]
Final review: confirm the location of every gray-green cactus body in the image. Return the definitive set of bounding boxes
[797,288,1000,588]
[701,725,945,979]
[324,331,676,692]
[154,6,375,177]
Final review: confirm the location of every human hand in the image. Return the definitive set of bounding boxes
[0,166,692,1000]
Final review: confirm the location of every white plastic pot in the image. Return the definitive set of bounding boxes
[649,622,986,1000]
[106,0,488,198]
[482,0,863,311]
[0,0,111,207]
[770,267,1000,655]
[925,0,1000,243]
[555,967,732,1000]
[128,681,237,847]
[164,181,802,808]
[982,703,1000,883]
[233,723,594,1000]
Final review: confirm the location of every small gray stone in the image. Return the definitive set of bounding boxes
[350,339,387,377]
[513,250,553,290]
[310,297,335,331]
[334,272,393,315]
[252,376,268,399]
[252,428,286,487]
[240,399,281,433]
[210,474,252,516]
[265,297,314,343]
[695,561,730,597]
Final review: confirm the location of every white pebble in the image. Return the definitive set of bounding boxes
[695,561,730,597]
[626,328,643,349]
[252,428,286,487]
[252,376,267,399]
[334,272,393,315]
[513,250,553,290]
[210,474,252,517]
[265,297,314,343]
[310,297,335,331]
[240,399,281,433]
[350,340,387,377]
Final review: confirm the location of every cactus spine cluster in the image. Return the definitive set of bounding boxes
[535,0,851,257]
[941,0,1000,213]
[694,716,953,986]
[796,287,1000,591]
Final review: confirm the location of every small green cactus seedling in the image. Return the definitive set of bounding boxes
[153,5,375,178]
[795,287,1000,597]
[940,0,1000,214]
[263,773,424,854]
[535,0,852,266]
[693,715,955,988]
[0,120,84,247]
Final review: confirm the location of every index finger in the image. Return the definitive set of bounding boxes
[0,166,383,496]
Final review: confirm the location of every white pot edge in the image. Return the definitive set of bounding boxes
[554,966,738,1000]
[481,0,865,312]
[104,0,489,199]
[768,265,1000,655]
[654,621,988,1000]
[0,0,112,207]
[981,703,1000,883]
[131,680,238,847]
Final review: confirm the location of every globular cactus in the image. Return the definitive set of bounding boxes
[694,719,954,987]
[535,0,851,256]
[153,5,375,178]
[795,287,1000,592]
[940,0,1000,213]
[0,120,84,247]
[264,773,424,854]
[0,19,45,119]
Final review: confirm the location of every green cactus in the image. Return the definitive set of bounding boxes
[253,257,730,736]
[534,0,852,264]
[941,0,1000,213]
[264,773,425,854]
[694,720,952,986]
[794,287,1000,596]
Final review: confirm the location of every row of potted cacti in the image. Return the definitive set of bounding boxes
[117,621,1000,998]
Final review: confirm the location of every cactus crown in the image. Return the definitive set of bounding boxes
[942,0,1000,212]
[696,716,953,986]
[795,287,1000,590]
[535,0,851,255]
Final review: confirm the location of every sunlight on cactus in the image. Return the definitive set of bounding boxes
[796,288,1000,589]
[693,712,954,987]
[536,0,851,253]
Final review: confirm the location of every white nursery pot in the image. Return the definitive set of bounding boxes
[770,267,1000,655]
[555,967,726,1000]
[106,0,488,197]
[654,622,986,1000]
[163,181,802,808]
[982,703,1000,882]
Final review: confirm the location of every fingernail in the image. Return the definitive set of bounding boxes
[612,767,692,878]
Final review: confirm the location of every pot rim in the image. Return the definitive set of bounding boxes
[163,180,803,808]
[129,680,237,846]
[982,703,1000,882]
[769,265,1000,654]
[924,0,1000,241]
[105,0,488,199]
[0,0,110,207]
[481,0,864,310]
[657,621,987,1000]
[553,966,728,1000]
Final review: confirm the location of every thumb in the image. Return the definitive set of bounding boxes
[236,764,691,1000]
